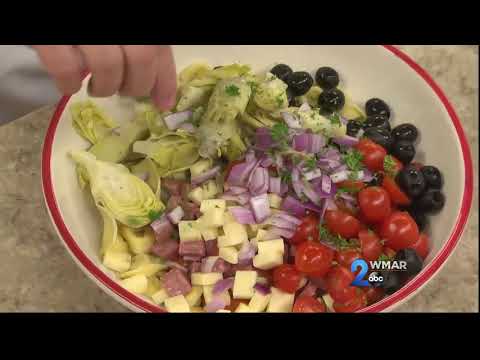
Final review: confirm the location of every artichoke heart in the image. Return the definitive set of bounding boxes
[71,101,117,144]
[253,73,288,112]
[70,150,164,228]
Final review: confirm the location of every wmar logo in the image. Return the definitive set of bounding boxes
[350,258,407,287]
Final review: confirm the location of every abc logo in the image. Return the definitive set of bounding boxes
[368,272,384,285]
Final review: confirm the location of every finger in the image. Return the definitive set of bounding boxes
[150,45,177,111]
[77,45,124,97]
[119,45,159,97]
[32,45,84,95]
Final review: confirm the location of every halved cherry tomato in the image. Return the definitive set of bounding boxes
[295,241,334,277]
[336,249,362,269]
[382,176,411,206]
[325,266,357,303]
[333,289,368,313]
[325,210,361,239]
[273,264,303,293]
[380,211,419,251]
[364,287,385,305]
[358,230,383,261]
[409,233,430,259]
[337,180,366,192]
[358,186,392,223]
[355,138,387,172]
[293,296,326,313]
[289,214,320,245]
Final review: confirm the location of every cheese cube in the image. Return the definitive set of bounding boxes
[190,159,212,177]
[203,285,231,306]
[201,227,219,241]
[191,272,223,286]
[267,287,295,313]
[200,199,227,213]
[233,271,257,299]
[203,208,225,228]
[249,291,272,312]
[219,246,239,264]
[235,303,251,312]
[216,309,231,313]
[178,221,203,242]
[221,222,248,247]
[256,229,269,241]
[257,239,284,255]
[202,180,219,199]
[223,211,237,224]
[253,251,284,270]
[185,286,203,307]
[151,289,169,304]
[187,187,204,205]
[268,193,283,209]
[322,294,335,313]
[119,274,148,294]
[164,295,191,313]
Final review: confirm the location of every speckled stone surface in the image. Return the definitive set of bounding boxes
[0,45,477,312]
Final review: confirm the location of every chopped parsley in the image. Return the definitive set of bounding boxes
[280,170,292,184]
[225,84,240,96]
[328,112,342,127]
[337,185,361,195]
[304,157,317,171]
[383,155,398,178]
[270,122,289,147]
[147,210,162,222]
[319,225,359,250]
[343,149,364,172]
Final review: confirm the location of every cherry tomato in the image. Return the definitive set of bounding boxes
[225,299,249,312]
[382,176,411,206]
[333,289,367,313]
[336,249,362,269]
[359,230,383,262]
[325,266,357,303]
[337,180,366,192]
[380,211,419,251]
[289,214,320,245]
[358,186,392,223]
[409,233,430,259]
[325,210,361,239]
[384,247,396,259]
[364,287,385,305]
[355,138,387,172]
[273,264,303,293]
[295,241,334,277]
[293,296,327,313]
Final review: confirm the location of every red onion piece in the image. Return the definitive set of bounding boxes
[254,283,271,295]
[164,111,193,130]
[167,206,184,224]
[226,186,248,195]
[221,193,251,205]
[238,241,257,264]
[304,169,322,181]
[264,227,294,240]
[260,156,274,168]
[330,170,350,183]
[362,169,373,182]
[255,127,274,150]
[281,111,302,129]
[249,167,269,196]
[333,135,359,147]
[228,206,256,225]
[150,239,178,260]
[249,193,271,223]
[205,297,227,312]
[166,260,188,272]
[281,196,307,218]
[227,158,258,186]
[205,240,219,257]
[321,175,333,195]
[183,255,203,262]
[302,181,321,205]
[275,153,284,169]
[191,166,221,186]
[325,198,338,211]
[280,182,289,196]
[179,240,205,258]
[273,212,302,226]
[269,176,281,194]
[212,277,235,295]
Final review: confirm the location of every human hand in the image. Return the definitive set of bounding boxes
[32,45,177,110]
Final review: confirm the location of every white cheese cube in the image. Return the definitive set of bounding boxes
[268,193,283,209]
[233,271,257,299]
[221,222,248,247]
[219,246,239,264]
[203,285,231,306]
[216,309,231,313]
[119,274,148,294]
[178,221,203,242]
[191,272,223,286]
[267,287,295,313]
[256,229,269,241]
[164,295,191,313]
[200,199,227,213]
[249,291,272,312]
[235,303,251,312]
[257,238,284,255]
[322,294,335,313]
[187,187,204,205]
[151,289,169,304]
[201,227,219,241]
[203,208,225,228]
[185,286,203,307]
[253,251,284,270]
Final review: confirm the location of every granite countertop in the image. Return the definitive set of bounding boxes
[0,45,477,312]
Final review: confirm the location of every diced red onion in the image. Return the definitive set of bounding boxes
[266,217,297,230]
[183,255,202,262]
[228,206,256,225]
[260,156,274,168]
[179,240,206,258]
[212,277,235,295]
[330,170,350,183]
[212,258,231,273]
[227,158,258,186]
[254,283,272,295]
[205,240,219,256]
[150,215,173,236]
[189,261,202,273]
[281,196,307,217]
[205,297,227,312]
[166,261,188,272]
[362,169,373,182]
[249,193,271,223]
[338,192,356,203]
[221,193,251,205]
[281,111,302,129]
[321,175,333,195]
[304,168,322,181]
[227,186,248,195]
[292,133,312,153]
[311,134,325,153]
[238,242,257,264]
[179,122,196,133]
[299,102,311,112]
[302,181,322,205]
[273,212,302,226]
[150,239,178,260]
[302,201,324,214]
[255,127,274,150]
[333,135,359,147]
[264,227,294,240]
[167,206,184,224]
[280,182,289,196]
[332,164,348,173]
[269,176,281,194]
[249,167,269,196]
[275,153,284,169]
[191,166,221,186]
[325,198,338,211]
[164,111,192,130]
[322,148,341,161]
[201,256,219,273]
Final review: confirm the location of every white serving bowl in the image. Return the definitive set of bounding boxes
[41,45,474,312]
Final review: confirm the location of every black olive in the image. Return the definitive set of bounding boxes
[421,166,443,189]
[285,71,314,96]
[404,207,429,231]
[368,172,384,187]
[396,165,427,198]
[394,249,423,277]
[363,114,391,131]
[392,123,418,143]
[380,271,406,295]
[271,64,293,82]
[318,88,345,113]
[286,88,296,106]
[346,120,363,137]
[315,67,340,90]
[391,140,416,164]
[364,127,394,151]
[366,98,391,120]
[415,189,446,213]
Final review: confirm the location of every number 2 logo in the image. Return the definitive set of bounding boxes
[351,259,370,287]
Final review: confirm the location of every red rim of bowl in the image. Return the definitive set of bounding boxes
[41,45,474,313]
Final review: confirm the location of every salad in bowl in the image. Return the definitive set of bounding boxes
[63,60,448,313]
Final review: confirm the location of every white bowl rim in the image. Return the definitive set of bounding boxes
[41,45,474,313]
